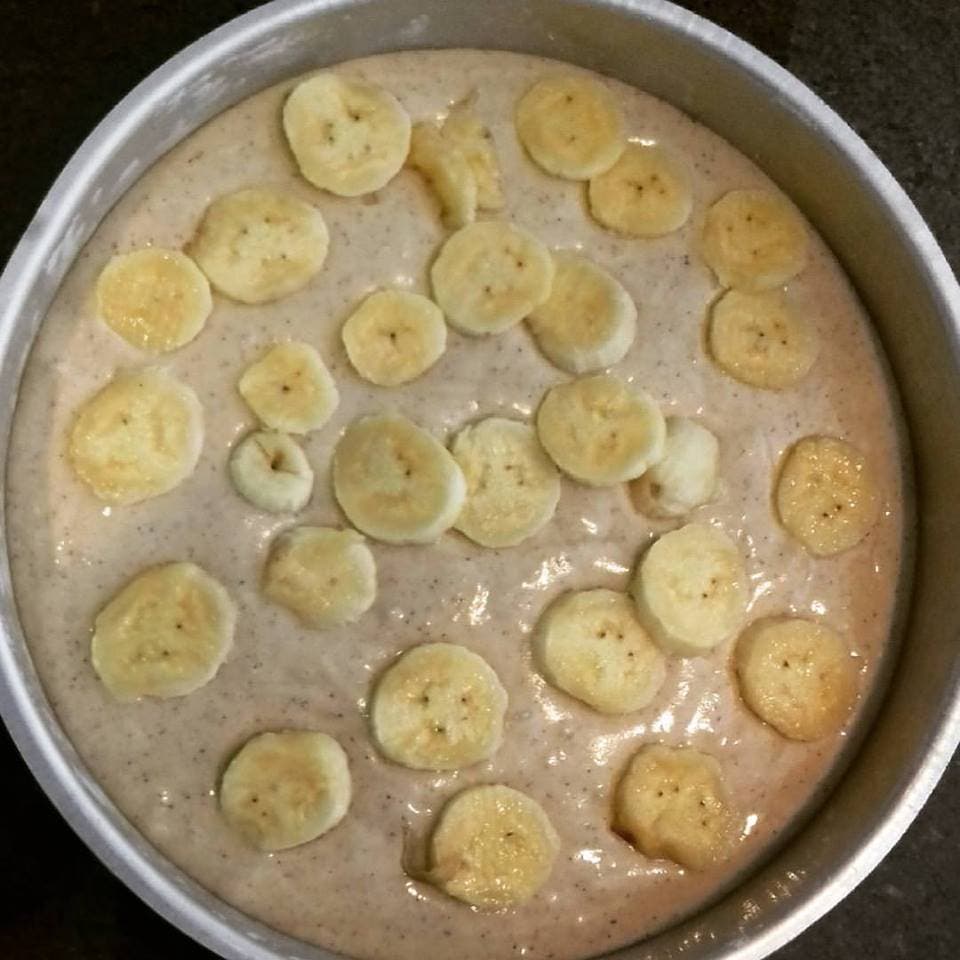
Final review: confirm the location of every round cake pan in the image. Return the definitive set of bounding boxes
[0,2,958,958]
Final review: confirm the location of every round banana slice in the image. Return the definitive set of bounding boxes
[95,248,212,354]
[333,413,466,544]
[775,435,880,556]
[229,430,313,514]
[526,252,637,374]
[452,417,561,549]
[536,374,666,486]
[282,72,411,197]
[187,187,329,304]
[614,744,736,871]
[219,730,351,851]
[630,417,719,519]
[515,74,624,180]
[341,289,447,386]
[263,526,376,630]
[443,101,504,211]
[407,121,477,229]
[631,523,748,657]
[92,562,235,701]
[238,341,339,434]
[371,642,507,771]
[534,589,666,714]
[701,189,809,291]
[735,617,857,741]
[588,143,693,238]
[427,784,559,908]
[430,220,554,336]
[69,369,203,505]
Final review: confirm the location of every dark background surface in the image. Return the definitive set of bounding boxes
[0,0,957,957]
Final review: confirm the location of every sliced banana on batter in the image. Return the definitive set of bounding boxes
[526,252,636,374]
[219,730,351,851]
[426,784,559,908]
[614,744,736,871]
[515,74,624,180]
[283,72,411,196]
[332,413,466,544]
[534,589,666,714]
[430,220,554,335]
[263,526,376,630]
[229,430,313,514]
[92,562,235,701]
[443,99,504,211]
[187,187,329,304]
[451,417,561,549]
[371,642,507,770]
[407,121,478,229]
[701,188,809,291]
[588,142,693,238]
[238,341,339,434]
[631,523,747,657]
[69,369,203,505]
[536,374,665,486]
[775,435,880,556]
[341,289,447,386]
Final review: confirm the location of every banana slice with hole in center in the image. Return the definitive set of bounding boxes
[443,99,504,211]
[229,430,313,514]
[407,121,478,229]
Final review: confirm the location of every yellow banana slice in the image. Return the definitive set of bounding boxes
[187,187,329,304]
[229,430,313,514]
[430,220,554,335]
[341,289,447,386]
[91,562,235,701]
[371,642,507,771]
[536,373,665,486]
[534,589,666,714]
[407,121,477,229]
[68,369,203,505]
[219,730,351,851]
[282,73,411,197]
[775,435,880,556]
[443,99,504,211]
[451,417,561,548]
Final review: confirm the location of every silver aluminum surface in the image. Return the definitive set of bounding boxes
[0,2,957,959]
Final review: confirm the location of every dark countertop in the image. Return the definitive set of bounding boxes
[0,1,957,957]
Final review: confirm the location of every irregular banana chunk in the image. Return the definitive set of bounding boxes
[536,374,665,485]
[92,562,235,701]
[229,430,313,514]
[443,99,504,211]
[371,642,507,770]
[283,73,411,196]
[68,369,203,505]
[407,121,478,229]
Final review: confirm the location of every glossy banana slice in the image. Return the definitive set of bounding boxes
[443,99,504,211]
[536,373,665,485]
[452,417,561,548]
[92,562,235,701]
[407,121,478,229]
[371,642,507,771]
[229,430,313,514]
[68,369,203,505]
[219,730,351,851]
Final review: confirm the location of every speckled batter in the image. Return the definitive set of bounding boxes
[5,50,905,960]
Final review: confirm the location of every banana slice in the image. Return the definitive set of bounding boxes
[187,187,329,304]
[426,784,559,908]
[95,248,212,354]
[333,413,466,544]
[68,369,203,505]
[775,435,880,556]
[526,252,636,374]
[735,617,857,741]
[263,526,376,630]
[534,589,666,714]
[229,430,313,514]
[536,374,665,486]
[282,73,411,197]
[92,562,235,701]
[629,417,719,519]
[588,143,693,238]
[407,121,477,229]
[443,99,504,211]
[219,730,351,851]
[341,289,447,386]
[701,189,809,291]
[371,642,507,771]
[613,744,736,870]
[430,220,554,336]
[631,523,747,657]
[515,74,624,180]
[451,417,561,548]
[238,341,339,434]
